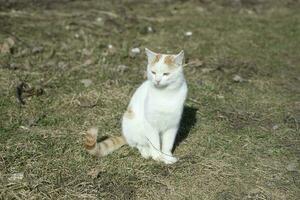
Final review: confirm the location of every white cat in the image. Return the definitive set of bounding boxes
[84,48,188,164]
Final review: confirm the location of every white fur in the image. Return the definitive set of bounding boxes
[122,48,187,164]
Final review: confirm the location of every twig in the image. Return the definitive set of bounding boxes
[188,98,201,105]
[16,82,26,105]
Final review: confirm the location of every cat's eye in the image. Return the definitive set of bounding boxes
[151,71,156,75]
[163,73,170,76]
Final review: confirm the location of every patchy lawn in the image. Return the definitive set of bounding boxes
[0,0,299,199]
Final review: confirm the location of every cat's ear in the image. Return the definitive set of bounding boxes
[145,48,157,64]
[174,50,184,66]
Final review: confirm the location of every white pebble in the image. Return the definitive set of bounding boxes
[147,26,153,32]
[131,47,141,54]
[185,31,193,36]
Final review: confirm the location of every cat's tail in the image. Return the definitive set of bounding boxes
[84,127,127,157]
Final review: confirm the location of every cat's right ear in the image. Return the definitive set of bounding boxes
[145,48,157,64]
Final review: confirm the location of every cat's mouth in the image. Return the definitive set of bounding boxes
[153,82,167,89]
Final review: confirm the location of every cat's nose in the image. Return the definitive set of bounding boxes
[156,80,161,85]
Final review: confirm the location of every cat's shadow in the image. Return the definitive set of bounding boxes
[173,105,198,152]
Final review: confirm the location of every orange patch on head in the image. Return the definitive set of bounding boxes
[164,55,175,68]
[152,54,162,65]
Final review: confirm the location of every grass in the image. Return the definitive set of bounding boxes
[0,0,299,199]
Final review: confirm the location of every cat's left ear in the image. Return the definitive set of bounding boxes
[145,48,157,64]
[174,50,184,66]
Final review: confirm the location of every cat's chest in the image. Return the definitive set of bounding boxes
[145,91,184,130]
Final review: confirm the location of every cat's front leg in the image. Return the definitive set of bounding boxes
[145,129,163,161]
[137,145,151,159]
[161,127,179,164]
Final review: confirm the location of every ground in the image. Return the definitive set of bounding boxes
[0,0,299,199]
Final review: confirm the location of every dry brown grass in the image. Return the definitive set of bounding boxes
[0,0,299,199]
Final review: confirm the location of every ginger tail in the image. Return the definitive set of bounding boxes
[84,127,127,157]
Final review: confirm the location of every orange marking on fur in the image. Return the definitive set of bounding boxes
[102,140,110,149]
[164,55,175,66]
[152,54,162,65]
[111,137,117,145]
[84,135,96,150]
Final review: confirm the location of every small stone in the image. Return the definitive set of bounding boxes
[96,17,103,22]
[6,37,15,47]
[196,6,205,12]
[95,17,104,26]
[20,126,29,130]
[246,9,254,15]
[272,125,279,130]
[117,64,128,74]
[185,31,193,36]
[58,61,68,69]
[82,48,92,56]
[1,43,11,54]
[233,74,244,82]
[9,63,20,70]
[201,68,214,73]
[130,47,141,57]
[217,94,225,99]
[80,79,92,87]
[83,59,93,67]
[32,46,44,54]
[131,47,140,54]
[147,26,153,32]
[107,44,116,54]
[286,161,298,172]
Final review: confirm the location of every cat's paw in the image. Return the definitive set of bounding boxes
[140,150,151,159]
[161,155,178,165]
[151,151,163,161]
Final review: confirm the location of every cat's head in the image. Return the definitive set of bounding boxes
[145,48,185,88]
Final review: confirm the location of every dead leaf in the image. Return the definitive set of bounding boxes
[0,37,15,54]
[77,97,97,108]
[187,58,203,68]
[87,168,102,179]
